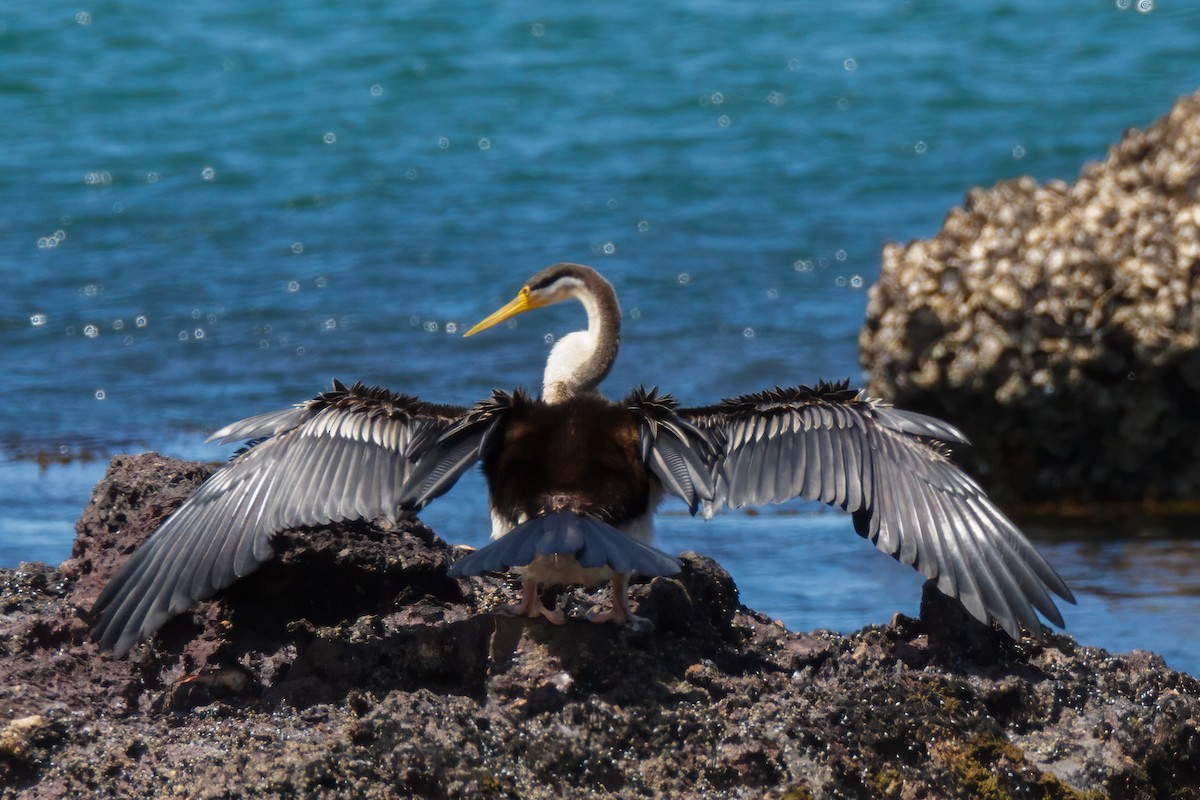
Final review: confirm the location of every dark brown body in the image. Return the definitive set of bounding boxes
[482,394,651,529]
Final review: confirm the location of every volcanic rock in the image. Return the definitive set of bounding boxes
[1,453,1198,798]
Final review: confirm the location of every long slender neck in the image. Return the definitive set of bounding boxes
[543,274,620,404]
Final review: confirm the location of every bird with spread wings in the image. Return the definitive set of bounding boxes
[92,263,1073,656]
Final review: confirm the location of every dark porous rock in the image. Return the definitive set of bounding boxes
[860,90,1200,508]
[3,454,1200,798]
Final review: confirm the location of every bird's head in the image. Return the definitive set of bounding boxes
[465,263,603,336]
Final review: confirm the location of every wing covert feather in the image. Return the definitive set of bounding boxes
[399,389,518,511]
[625,387,715,515]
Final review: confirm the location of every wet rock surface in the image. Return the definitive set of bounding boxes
[3,453,1199,798]
[860,91,1200,508]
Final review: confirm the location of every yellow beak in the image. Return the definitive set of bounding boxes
[465,287,547,336]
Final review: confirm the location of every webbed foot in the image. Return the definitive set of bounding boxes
[502,581,566,624]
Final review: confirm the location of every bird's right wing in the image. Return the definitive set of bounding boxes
[678,380,1074,639]
[91,380,467,655]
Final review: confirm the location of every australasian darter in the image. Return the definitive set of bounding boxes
[91,263,1074,655]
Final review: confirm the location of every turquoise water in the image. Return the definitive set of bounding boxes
[3,1,1199,674]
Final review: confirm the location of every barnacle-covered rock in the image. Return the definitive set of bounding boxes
[861,91,1200,507]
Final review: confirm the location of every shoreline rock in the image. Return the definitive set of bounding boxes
[2,453,1199,798]
[860,91,1200,509]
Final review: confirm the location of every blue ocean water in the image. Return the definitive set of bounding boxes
[3,1,1199,673]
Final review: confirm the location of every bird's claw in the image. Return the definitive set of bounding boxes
[586,605,654,633]
[502,584,566,624]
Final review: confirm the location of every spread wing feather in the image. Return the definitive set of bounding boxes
[624,387,715,515]
[398,389,518,511]
[91,380,467,655]
[679,380,1074,638]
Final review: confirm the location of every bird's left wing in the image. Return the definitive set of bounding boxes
[91,380,467,655]
[399,388,520,511]
[677,380,1074,639]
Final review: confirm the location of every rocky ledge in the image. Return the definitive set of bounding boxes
[860,91,1200,509]
[2,453,1198,798]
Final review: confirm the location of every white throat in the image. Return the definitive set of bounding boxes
[542,283,618,403]
[544,330,600,403]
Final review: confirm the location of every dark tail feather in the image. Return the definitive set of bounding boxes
[446,512,680,578]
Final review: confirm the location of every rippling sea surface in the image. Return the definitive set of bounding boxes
[4,1,1199,674]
